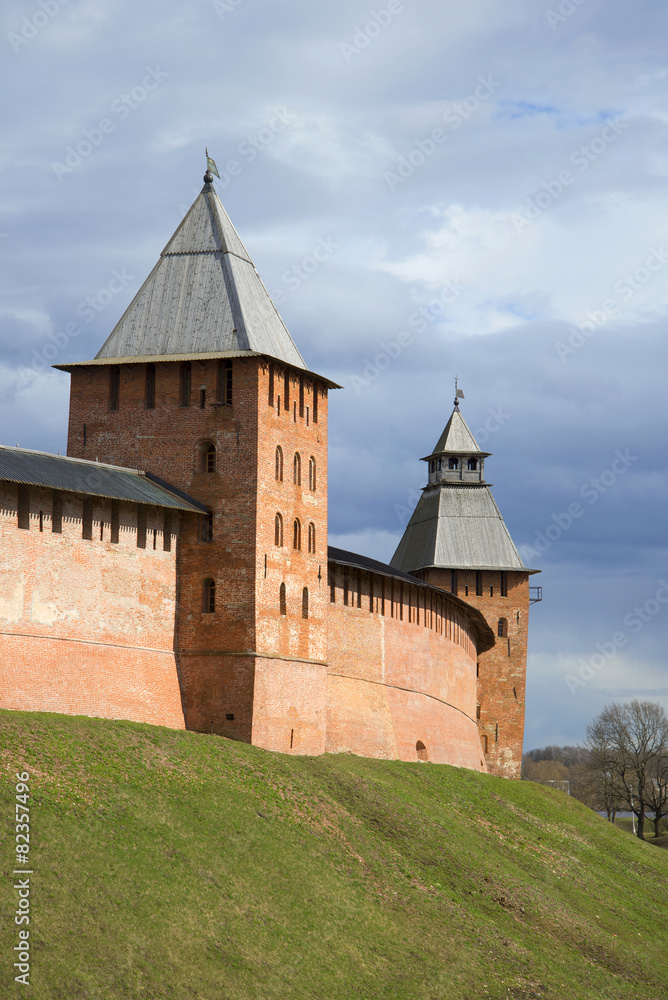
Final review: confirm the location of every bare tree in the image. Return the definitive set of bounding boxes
[584,700,668,840]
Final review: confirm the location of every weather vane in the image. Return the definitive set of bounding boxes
[204,147,220,184]
[454,376,465,407]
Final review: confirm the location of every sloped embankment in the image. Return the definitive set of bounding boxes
[1,709,666,999]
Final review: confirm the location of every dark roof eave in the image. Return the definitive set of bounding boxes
[327,546,496,653]
[53,351,341,390]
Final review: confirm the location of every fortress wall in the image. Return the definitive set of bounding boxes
[325,563,486,770]
[0,481,186,728]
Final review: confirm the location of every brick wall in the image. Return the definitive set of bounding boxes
[0,481,186,728]
[419,568,529,779]
[326,562,486,770]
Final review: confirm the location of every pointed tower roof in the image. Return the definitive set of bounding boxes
[391,399,534,574]
[427,403,489,458]
[91,176,308,370]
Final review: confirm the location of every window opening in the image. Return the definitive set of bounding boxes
[136,507,147,548]
[145,363,156,409]
[111,500,120,544]
[302,587,309,619]
[275,513,283,546]
[199,388,206,409]
[82,498,93,540]
[309,456,316,491]
[448,457,458,470]
[275,445,283,481]
[162,510,171,551]
[293,452,301,485]
[293,518,301,550]
[203,578,216,613]
[268,365,275,406]
[279,582,287,616]
[52,492,63,534]
[308,522,316,554]
[468,458,477,471]
[180,362,191,407]
[109,365,120,410]
[299,376,304,418]
[416,741,428,762]
[476,572,483,597]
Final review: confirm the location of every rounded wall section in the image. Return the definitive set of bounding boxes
[325,562,486,771]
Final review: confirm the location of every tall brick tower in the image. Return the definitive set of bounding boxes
[59,167,337,753]
[390,395,540,778]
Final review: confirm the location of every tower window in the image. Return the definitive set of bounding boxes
[284,371,290,409]
[468,458,477,471]
[275,445,283,482]
[416,741,428,762]
[308,456,316,491]
[476,572,483,597]
[495,723,499,743]
[329,569,336,603]
[437,459,442,471]
[497,618,508,638]
[302,587,309,619]
[293,452,301,486]
[217,359,232,406]
[145,363,156,409]
[476,705,481,720]
[299,376,304,418]
[500,572,507,597]
[199,388,206,409]
[274,513,283,547]
[17,485,30,530]
[180,362,191,407]
[199,509,213,543]
[313,382,319,424]
[308,522,316,554]
[279,582,287,616]
[450,569,457,594]
[293,518,301,550]
[206,444,216,474]
[482,735,488,754]
[448,457,459,470]
[203,578,216,614]
[268,365,275,407]
[109,365,120,411]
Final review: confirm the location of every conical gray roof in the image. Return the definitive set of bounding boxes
[390,484,526,573]
[428,405,487,456]
[94,181,307,369]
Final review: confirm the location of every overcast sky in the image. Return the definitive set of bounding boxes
[1,0,667,749]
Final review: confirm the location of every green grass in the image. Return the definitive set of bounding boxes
[1,709,667,1000]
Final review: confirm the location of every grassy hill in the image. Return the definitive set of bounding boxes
[1,710,667,1000]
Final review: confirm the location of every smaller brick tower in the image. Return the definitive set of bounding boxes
[390,394,539,778]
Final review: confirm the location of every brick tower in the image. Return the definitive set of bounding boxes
[390,394,540,778]
[59,167,337,753]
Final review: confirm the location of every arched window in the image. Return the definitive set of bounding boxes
[203,578,215,613]
[481,734,488,754]
[279,582,286,616]
[416,741,428,762]
[274,513,283,547]
[302,587,309,619]
[275,445,283,481]
[198,440,216,474]
[497,618,508,638]
[308,456,316,491]
[468,458,478,471]
[308,522,316,554]
[293,452,301,485]
[437,458,442,470]
[448,457,459,470]
[199,508,214,543]
[293,518,301,550]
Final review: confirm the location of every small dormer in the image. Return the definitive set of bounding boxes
[421,397,491,486]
